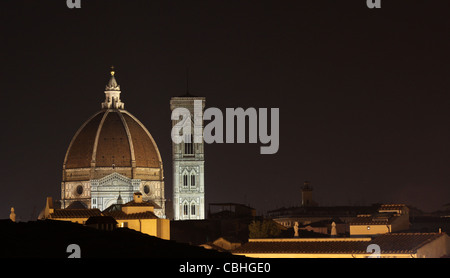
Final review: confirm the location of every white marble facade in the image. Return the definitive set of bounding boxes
[90,172,139,211]
[170,96,206,220]
[61,172,165,217]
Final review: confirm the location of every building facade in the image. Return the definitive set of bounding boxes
[349,204,410,236]
[42,193,170,240]
[170,95,206,220]
[61,69,166,218]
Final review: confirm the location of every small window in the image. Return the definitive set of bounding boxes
[183,204,189,216]
[191,204,196,216]
[76,185,83,195]
[144,185,150,194]
[191,175,196,187]
[183,174,188,187]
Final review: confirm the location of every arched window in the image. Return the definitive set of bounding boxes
[183,174,188,187]
[191,204,196,216]
[183,203,189,216]
[190,174,196,187]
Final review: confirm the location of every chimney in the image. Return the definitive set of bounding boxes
[133,192,143,203]
[45,197,54,218]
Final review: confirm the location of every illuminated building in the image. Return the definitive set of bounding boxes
[60,69,166,218]
[349,204,410,236]
[170,94,206,220]
[103,192,170,239]
[42,193,170,240]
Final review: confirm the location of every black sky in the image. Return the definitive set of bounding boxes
[1,0,450,220]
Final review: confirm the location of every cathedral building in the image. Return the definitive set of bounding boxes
[61,69,166,218]
[170,94,206,220]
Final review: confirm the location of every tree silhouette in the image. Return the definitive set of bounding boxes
[248,220,282,239]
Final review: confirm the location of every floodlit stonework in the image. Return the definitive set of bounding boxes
[61,69,166,218]
[170,95,206,220]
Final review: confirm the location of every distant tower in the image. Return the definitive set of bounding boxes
[301,181,316,207]
[170,92,206,220]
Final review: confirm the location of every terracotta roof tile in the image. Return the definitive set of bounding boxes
[379,204,407,210]
[233,239,370,254]
[64,110,162,170]
[233,233,446,255]
[50,209,102,219]
[371,233,444,253]
[349,213,399,225]
[123,199,161,209]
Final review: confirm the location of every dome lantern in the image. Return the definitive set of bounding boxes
[102,67,124,109]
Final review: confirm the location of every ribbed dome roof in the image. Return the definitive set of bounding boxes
[64,109,161,169]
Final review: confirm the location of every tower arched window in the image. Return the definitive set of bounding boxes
[183,174,188,187]
[191,203,196,216]
[183,203,189,216]
[190,174,196,187]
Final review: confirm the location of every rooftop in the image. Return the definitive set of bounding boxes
[233,233,447,255]
[50,209,102,219]
[103,211,158,220]
[349,212,399,225]
[122,199,161,209]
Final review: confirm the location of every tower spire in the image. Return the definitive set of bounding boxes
[102,66,124,109]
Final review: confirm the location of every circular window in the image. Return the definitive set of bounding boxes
[76,185,83,195]
[144,185,150,194]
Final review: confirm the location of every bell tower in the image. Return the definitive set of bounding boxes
[170,94,206,220]
[301,181,316,207]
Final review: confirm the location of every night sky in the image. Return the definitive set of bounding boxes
[1,0,450,221]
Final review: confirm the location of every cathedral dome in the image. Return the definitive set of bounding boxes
[60,69,165,215]
[63,109,161,169]
[62,69,163,181]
